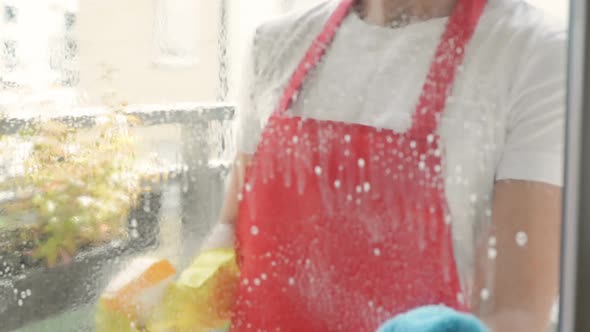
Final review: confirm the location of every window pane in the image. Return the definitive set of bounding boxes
[0,1,569,331]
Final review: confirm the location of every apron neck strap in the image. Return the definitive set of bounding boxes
[275,0,487,133]
[276,0,355,115]
[410,0,487,134]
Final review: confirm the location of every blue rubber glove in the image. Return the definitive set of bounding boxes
[377,305,489,332]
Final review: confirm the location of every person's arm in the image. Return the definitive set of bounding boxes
[473,180,561,331]
[219,153,253,226]
[199,23,263,252]
[471,17,566,330]
[199,153,253,251]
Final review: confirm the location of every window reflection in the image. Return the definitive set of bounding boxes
[0,0,570,331]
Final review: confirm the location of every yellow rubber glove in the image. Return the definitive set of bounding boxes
[147,248,239,332]
[96,257,177,331]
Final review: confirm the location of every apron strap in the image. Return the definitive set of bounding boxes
[410,0,487,134]
[275,0,356,115]
[275,0,487,134]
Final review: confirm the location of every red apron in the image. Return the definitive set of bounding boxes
[233,0,486,331]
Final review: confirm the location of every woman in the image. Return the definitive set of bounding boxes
[203,0,565,331]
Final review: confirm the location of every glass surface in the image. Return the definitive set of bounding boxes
[0,1,569,331]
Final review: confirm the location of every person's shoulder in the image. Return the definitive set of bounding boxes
[251,1,338,75]
[476,0,566,83]
[482,0,567,46]
[255,0,338,43]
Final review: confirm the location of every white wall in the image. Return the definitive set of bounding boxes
[76,0,325,106]
[77,0,222,106]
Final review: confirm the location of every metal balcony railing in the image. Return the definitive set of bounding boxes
[0,103,235,331]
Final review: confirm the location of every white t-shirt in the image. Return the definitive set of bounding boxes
[234,0,566,292]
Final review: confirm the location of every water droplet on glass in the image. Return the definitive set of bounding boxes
[480,288,490,301]
[344,134,351,143]
[130,219,138,228]
[470,194,478,203]
[292,136,299,144]
[18,299,23,306]
[488,248,497,259]
[78,196,93,207]
[131,229,139,238]
[419,161,426,170]
[245,183,252,192]
[288,277,295,286]
[356,185,362,194]
[254,278,261,286]
[314,166,322,176]
[237,193,243,201]
[516,232,528,247]
[374,248,381,256]
[427,134,435,143]
[250,225,259,236]
[410,141,417,149]
[334,180,342,189]
[243,279,249,285]
[358,158,366,168]
[46,201,56,213]
[363,182,371,192]
[261,273,267,280]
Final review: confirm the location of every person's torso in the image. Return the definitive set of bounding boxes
[247,0,565,291]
